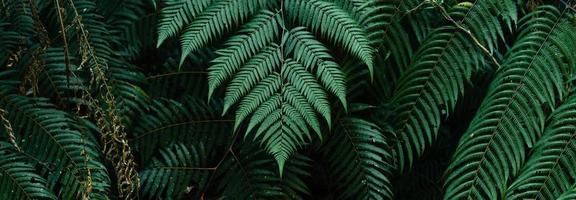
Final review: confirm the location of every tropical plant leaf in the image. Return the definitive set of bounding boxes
[558,184,576,200]
[390,0,517,171]
[444,5,576,199]
[0,91,111,199]
[165,1,376,169]
[0,142,56,200]
[156,0,212,46]
[215,143,310,199]
[132,96,230,163]
[506,93,576,199]
[140,142,211,199]
[323,114,395,200]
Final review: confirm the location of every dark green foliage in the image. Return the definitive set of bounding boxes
[2,0,576,199]
[444,5,576,199]
[323,114,394,199]
[507,93,576,199]
[140,143,211,199]
[0,142,56,200]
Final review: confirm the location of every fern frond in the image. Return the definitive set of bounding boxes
[73,0,112,70]
[0,21,20,66]
[216,144,310,199]
[132,96,230,163]
[0,93,111,199]
[444,6,576,199]
[223,45,282,114]
[324,115,394,200]
[558,184,576,200]
[0,142,56,200]
[207,11,280,99]
[165,0,374,173]
[285,0,374,76]
[285,27,347,109]
[38,48,87,106]
[390,0,517,171]
[329,0,399,47]
[506,93,576,199]
[140,143,210,199]
[157,0,211,46]
[230,59,329,172]
[281,60,331,127]
[179,0,272,66]
[0,0,34,39]
[106,57,148,128]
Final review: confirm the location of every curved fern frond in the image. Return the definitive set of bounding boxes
[329,0,399,47]
[390,0,517,171]
[157,0,212,46]
[285,27,347,109]
[216,144,310,199]
[179,0,272,66]
[107,57,148,128]
[0,142,56,200]
[132,96,230,163]
[163,0,375,173]
[558,184,576,200]
[444,6,576,200]
[207,11,280,98]
[72,0,112,70]
[223,45,282,114]
[38,48,87,107]
[0,21,20,66]
[506,93,576,199]
[285,0,374,76]
[240,60,328,173]
[0,93,111,199]
[140,142,210,199]
[324,116,394,200]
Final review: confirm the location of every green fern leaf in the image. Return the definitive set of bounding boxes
[38,48,87,106]
[391,0,517,171]
[216,144,310,199]
[223,45,282,114]
[157,0,212,46]
[286,0,374,77]
[558,185,576,200]
[324,115,394,199]
[140,143,210,199]
[0,93,111,199]
[207,11,280,99]
[241,60,327,173]
[329,0,399,47]
[179,0,272,66]
[164,0,375,173]
[285,27,347,109]
[444,6,576,199]
[132,96,230,163]
[0,142,56,200]
[506,93,576,199]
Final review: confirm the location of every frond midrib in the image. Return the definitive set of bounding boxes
[134,119,233,141]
